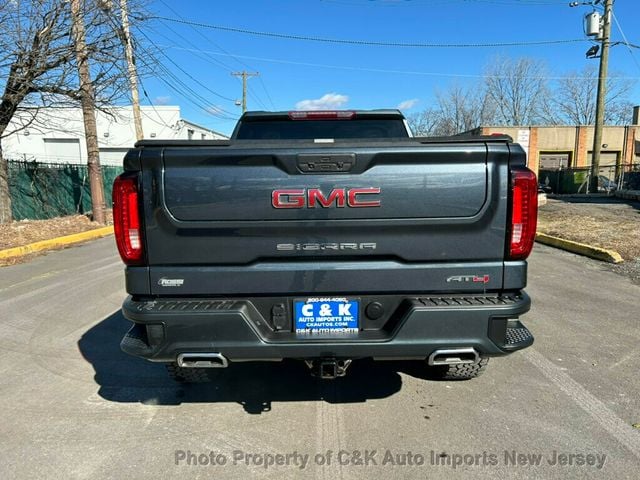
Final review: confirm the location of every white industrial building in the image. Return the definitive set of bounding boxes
[3,106,227,166]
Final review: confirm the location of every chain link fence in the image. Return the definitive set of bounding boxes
[538,163,640,195]
[7,160,122,221]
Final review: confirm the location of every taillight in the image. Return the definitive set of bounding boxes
[112,173,144,265]
[288,110,356,120]
[508,167,538,260]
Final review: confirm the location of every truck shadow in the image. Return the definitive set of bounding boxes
[78,311,414,414]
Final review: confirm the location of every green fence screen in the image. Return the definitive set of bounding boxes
[8,160,122,220]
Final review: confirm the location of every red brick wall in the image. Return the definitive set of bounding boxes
[575,126,588,167]
[623,127,636,166]
[528,128,538,174]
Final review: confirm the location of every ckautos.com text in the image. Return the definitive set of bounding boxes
[174,449,607,470]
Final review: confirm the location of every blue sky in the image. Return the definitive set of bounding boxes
[137,0,640,135]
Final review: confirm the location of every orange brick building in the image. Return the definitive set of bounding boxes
[476,124,638,176]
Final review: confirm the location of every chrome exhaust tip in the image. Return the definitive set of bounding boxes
[428,348,479,366]
[177,353,229,368]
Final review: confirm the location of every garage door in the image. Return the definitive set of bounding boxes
[539,152,571,170]
[587,151,619,181]
[43,138,81,164]
[587,151,618,166]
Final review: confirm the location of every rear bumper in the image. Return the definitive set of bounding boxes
[121,292,533,362]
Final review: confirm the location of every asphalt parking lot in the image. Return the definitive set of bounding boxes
[0,237,638,479]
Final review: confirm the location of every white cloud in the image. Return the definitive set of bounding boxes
[295,93,349,111]
[397,98,419,110]
[153,96,171,105]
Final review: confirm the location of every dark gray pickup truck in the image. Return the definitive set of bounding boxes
[113,109,538,382]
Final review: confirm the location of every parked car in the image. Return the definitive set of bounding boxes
[538,183,553,194]
[598,175,618,192]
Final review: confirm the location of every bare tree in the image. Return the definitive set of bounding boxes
[408,58,636,139]
[406,108,441,136]
[407,85,495,137]
[547,66,635,125]
[484,56,548,126]
[0,0,136,223]
[431,85,495,135]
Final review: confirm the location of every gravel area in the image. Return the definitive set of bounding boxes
[0,215,109,250]
[0,214,112,266]
[537,196,640,284]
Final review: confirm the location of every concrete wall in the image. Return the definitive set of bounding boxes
[3,106,227,166]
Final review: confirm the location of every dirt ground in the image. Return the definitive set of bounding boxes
[537,196,640,285]
[0,214,112,250]
[537,196,640,262]
[0,213,113,267]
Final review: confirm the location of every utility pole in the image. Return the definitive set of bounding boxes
[590,0,612,194]
[119,0,144,141]
[70,0,106,224]
[231,71,259,113]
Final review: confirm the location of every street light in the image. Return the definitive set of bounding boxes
[585,45,600,58]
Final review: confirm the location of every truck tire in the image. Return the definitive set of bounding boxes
[428,357,489,380]
[166,363,218,383]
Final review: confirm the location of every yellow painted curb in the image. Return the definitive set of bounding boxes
[0,226,114,261]
[535,232,624,264]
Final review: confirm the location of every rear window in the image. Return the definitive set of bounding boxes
[234,119,409,140]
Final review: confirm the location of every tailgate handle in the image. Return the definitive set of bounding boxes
[297,154,355,173]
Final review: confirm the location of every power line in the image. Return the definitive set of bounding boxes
[321,0,569,6]
[148,66,237,121]
[134,27,238,109]
[611,11,640,74]
[159,44,640,80]
[151,63,239,120]
[231,71,259,113]
[459,0,569,4]
[124,25,239,124]
[155,0,243,69]
[154,0,273,110]
[155,17,270,110]
[230,70,269,111]
[120,19,230,117]
[146,19,238,73]
[231,74,269,110]
[137,76,176,130]
[257,76,276,110]
[133,42,239,121]
[140,14,587,48]
[143,63,239,121]
[142,22,268,111]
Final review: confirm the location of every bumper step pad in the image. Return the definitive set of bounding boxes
[502,321,534,351]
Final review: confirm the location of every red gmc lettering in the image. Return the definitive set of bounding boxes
[347,187,381,207]
[308,188,346,208]
[272,189,305,208]
[272,188,381,208]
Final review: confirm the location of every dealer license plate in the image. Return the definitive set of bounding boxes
[294,298,359,333]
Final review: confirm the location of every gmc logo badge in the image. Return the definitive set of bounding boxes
[272,188,381,208]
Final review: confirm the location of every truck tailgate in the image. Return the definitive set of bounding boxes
[163,146,487,221]
[138,141,511,295]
